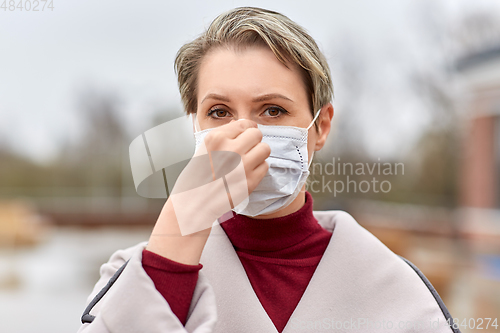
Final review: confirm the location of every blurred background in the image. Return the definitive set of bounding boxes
[1,0,500,332]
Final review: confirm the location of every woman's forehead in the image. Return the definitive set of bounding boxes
[197,46,309,104]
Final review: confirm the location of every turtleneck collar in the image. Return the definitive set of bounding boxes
[219,191,323,252]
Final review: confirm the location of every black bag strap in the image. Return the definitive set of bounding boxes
[81,259,130,324]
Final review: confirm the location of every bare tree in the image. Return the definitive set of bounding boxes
[408,3,500,206]
[62,87,129,195]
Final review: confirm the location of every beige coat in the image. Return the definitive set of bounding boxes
[78,210,458,333]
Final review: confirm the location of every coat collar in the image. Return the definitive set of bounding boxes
[219,191,323,252]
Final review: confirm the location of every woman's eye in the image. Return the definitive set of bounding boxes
[263,107,287,117]
[208,108,230,118]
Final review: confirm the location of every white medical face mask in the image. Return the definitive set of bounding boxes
[193,110,320,217]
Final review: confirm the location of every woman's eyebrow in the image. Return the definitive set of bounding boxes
[252,94,293,103]
[201,93,293,104]
[201,93,230,104]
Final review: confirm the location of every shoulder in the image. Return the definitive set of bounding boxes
[397,255,460,332]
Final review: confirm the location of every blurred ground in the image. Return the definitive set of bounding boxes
[0,224,151,333]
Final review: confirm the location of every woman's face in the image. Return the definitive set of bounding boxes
[196,45,323,164]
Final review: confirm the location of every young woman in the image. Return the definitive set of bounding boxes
[78,7,459,333]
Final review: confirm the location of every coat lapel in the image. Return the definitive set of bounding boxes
[200,221,279,333]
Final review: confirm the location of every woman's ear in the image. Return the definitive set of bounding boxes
[314,103,334,151]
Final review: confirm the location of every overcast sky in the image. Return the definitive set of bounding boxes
[1,0,500,163]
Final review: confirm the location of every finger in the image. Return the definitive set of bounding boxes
[247,160,269,193]
[232,127,263,155]
[242,142,270,171]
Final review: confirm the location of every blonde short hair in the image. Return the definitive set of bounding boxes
[174,6,333,118]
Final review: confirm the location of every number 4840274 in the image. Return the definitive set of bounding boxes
[1,0,54,11]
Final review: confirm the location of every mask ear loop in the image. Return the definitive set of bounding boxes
[306,108,322,131]
[191,113,201,133]
[306,109,322,168]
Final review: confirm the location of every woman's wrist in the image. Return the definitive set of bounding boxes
[147,199,212,265]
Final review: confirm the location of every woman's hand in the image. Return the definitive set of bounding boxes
[146,119,270,265]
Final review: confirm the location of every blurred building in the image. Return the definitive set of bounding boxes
[457,44,500,240]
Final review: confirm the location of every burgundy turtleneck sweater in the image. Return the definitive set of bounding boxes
[142,191,332,332]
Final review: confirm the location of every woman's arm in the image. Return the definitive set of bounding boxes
[78,119,269,332]
[142,248,203,325]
